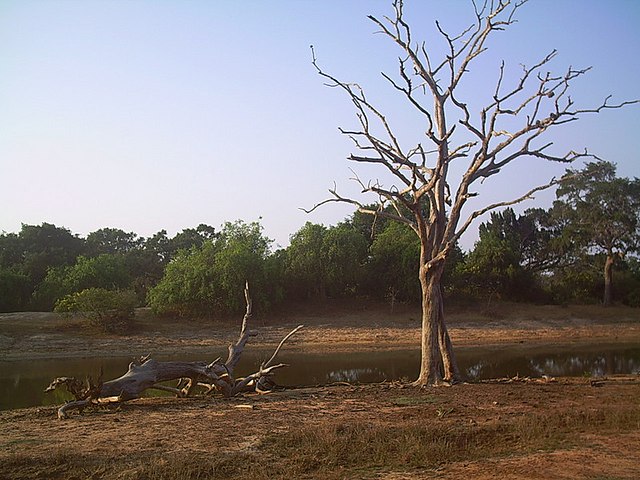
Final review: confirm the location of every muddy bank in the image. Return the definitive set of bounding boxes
[1,303,639,361]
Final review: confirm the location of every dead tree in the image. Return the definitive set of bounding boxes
[46,283,303,419]
[307,0,637,385]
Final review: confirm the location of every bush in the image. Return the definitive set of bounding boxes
[0,268,32,312]
[54,288,137,333]
[147,220,275,318]
[33,254,133,311]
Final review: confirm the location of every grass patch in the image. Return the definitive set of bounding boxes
[2,406,639,480]
[391,395,441,406]
[263,406,640,477]
[1,438,44,448]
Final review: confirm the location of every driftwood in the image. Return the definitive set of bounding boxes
[45,284,303,419]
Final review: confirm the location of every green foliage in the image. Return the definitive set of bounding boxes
[15,223,86,285]
[142,224,217,264]
[33,254,133,310]
[0,267,31,312]
[461,209,541,302]
[555,162,640,254]
[86,228,143,256]
[147,220,273,317]
[284,222,368,300]
[544,257,602,304]
[551,161,640,304]
[170,224,217,253]
[349,205,392,246]
[285,222,327,299]
[0,223,86,311]
[441,243,467,301]
[367,222,420,302]
[321,223,368,297]
[54,288,137,333]
[0,232,22,268]
[619,258,640,307]
[4,188,640,313]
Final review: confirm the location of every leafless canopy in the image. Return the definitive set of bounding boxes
[306,0,636,269]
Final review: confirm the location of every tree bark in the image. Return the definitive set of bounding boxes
[438,310,460,383]
[414,263,460,386]
[603,254,615,306]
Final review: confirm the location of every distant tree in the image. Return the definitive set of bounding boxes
[86,228,143,256]
[0,267,31,312]
[463,209,534,302]
[350,204,393,246]
[139,224,217,268]
[263,248,288,308]
[123,224,218,302]
[143,230,172,264]
[462,207,566,303]
[617,258,640,307]
[321,223,368,297]
[214,220,272,311]
[34,254,132,310]
[368,222,420,305]
[148,220,273,317]
[440,242,467,302]
[0,233,22,269]
[308,0,635,384]
[285,222,328,299]
[517,207,575,274]
[0,223,85,310]
[284,222,367,300]
[15,223,85,286]
[547,255,603,304]
[169,224,217,254]
[553,161,640,305]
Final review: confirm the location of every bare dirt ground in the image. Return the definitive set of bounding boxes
[1,301,639,479]
[1,301,639,360]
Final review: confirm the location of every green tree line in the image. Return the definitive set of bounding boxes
[1,161,638,315]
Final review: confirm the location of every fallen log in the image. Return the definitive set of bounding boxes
[45,283,303,419]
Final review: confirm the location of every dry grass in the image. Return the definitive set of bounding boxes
[3,402,638,480]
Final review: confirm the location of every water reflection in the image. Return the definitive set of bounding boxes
[328,368,383,383]
[459,346,640,380]
[1,344,639,410]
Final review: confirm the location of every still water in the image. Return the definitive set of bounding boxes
[1,344,639,411]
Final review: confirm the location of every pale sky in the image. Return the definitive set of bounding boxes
[1,0,639,250]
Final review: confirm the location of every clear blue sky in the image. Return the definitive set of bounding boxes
[1,0,638,250]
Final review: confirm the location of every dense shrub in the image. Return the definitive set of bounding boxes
[0,268,31,312]
[147,221,274,317]
[55,288,137,333]
[33,254,132,310]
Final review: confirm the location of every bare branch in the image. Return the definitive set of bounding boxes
[262,325,304,369]
[452,176,560,245]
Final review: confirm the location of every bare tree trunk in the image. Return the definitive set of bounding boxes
[603,254,615,306]
[414,266,442,385]
[414,264,460,386]
[438,306,460,383]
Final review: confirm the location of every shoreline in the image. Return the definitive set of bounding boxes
[1,303,640,361]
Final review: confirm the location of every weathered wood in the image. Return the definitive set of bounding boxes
[46,283,303,419]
